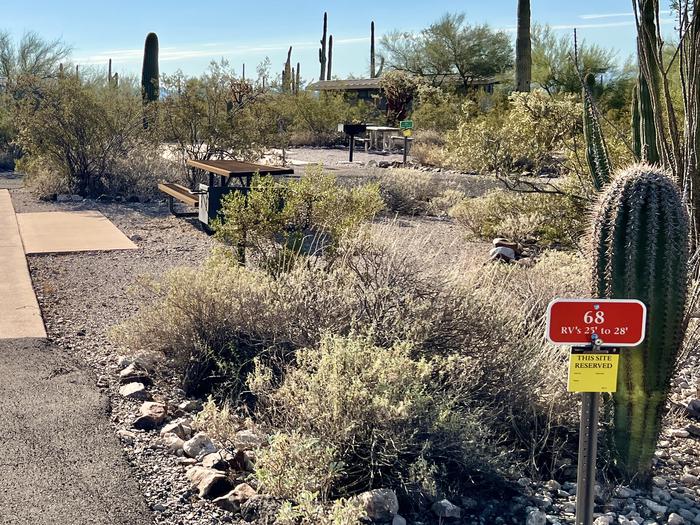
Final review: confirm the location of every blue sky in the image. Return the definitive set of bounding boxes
[0,0,676,81]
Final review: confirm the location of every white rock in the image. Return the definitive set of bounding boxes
[668,513,686,525]
[160,420,192,440]
[644,499,668,515]
[526,509,547,525]
[432,499,461,519]
[490,246,516,262]
[116,355,132,369]
[593,517,614,525]
[355,489,399,522]
[183,432,217,459]
[119,382,150,400]
[162,432,185,453]
[233,429,266,450]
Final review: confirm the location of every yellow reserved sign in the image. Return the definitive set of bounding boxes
[403,129,413,138]
[567,352,619,393]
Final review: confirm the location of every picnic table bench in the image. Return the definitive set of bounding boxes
[158,159,295,225]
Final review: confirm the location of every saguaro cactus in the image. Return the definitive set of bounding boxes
[631,85,642,160]
[142,32,160,104]
[582,73,611,190]
[326,35,333,80]
[515,0,531,92]
[319,12,328,81]
[592,164,689,483]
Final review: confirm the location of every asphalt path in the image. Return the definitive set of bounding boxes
[0,338,151,524]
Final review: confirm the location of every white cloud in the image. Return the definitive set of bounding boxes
[580,10,670,20]
[75,36,370,66]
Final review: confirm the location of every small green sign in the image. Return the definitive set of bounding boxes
[399,120,414,129]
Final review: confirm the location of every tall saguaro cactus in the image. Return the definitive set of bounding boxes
[592,164,689,483]
[631,85,642,160]
[142,32,160,104]
[582,73,611,190]
[327,35,333,80]
[319,12,328,81]
[515,0,531,92]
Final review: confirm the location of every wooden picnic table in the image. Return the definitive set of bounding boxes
[365,126,401,151]
[186,159,295,190]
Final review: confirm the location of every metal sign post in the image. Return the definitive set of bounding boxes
[545,298,647,525]
[576,385,600,525]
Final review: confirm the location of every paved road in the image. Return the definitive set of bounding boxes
[0,343,153,524]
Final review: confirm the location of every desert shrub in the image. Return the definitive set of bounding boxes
[449,186,586,247]
[410,84,461,131]
[249,334,497,497]
[192,398,242,445]
[18,156,71,197]
[256,432,340,501]
[451,252,585,478]
[262,91,372,148]
[446,91,581,176]
[380,70,419,125]
[410,130,449,168]
[14,75,151,196]
[277,491,366,525]
[427,189,466,216]
[0,92,15,170]
[376,169,438,215]
[214,167,384,268]
[112,252,282,396]
[108,145,180,197]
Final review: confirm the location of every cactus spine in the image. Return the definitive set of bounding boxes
[582,73,611,190]
[141,32,160,104]
[592,164,689,483]
[326,35,333,80]
[319,12,328,81]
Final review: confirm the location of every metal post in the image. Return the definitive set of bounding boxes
[349,134,355,162]
[575,390,600,525]
[403,135,408,166]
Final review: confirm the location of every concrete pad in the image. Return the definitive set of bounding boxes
[0,190,46,339]
[16,211,137,254]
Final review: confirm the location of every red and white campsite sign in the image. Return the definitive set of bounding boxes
[546,298,647,347]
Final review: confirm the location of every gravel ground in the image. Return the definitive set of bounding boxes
[7,164,700,525]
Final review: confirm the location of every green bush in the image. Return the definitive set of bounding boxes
[256,431,340,501]
[249,334,496,496]
[14,75,152,196]
[446,91,581,176]
[376,169,438,215]
[276,491,366,525]
[214,167,384,268]
[410,84,461,131]
[449,186,586,247]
